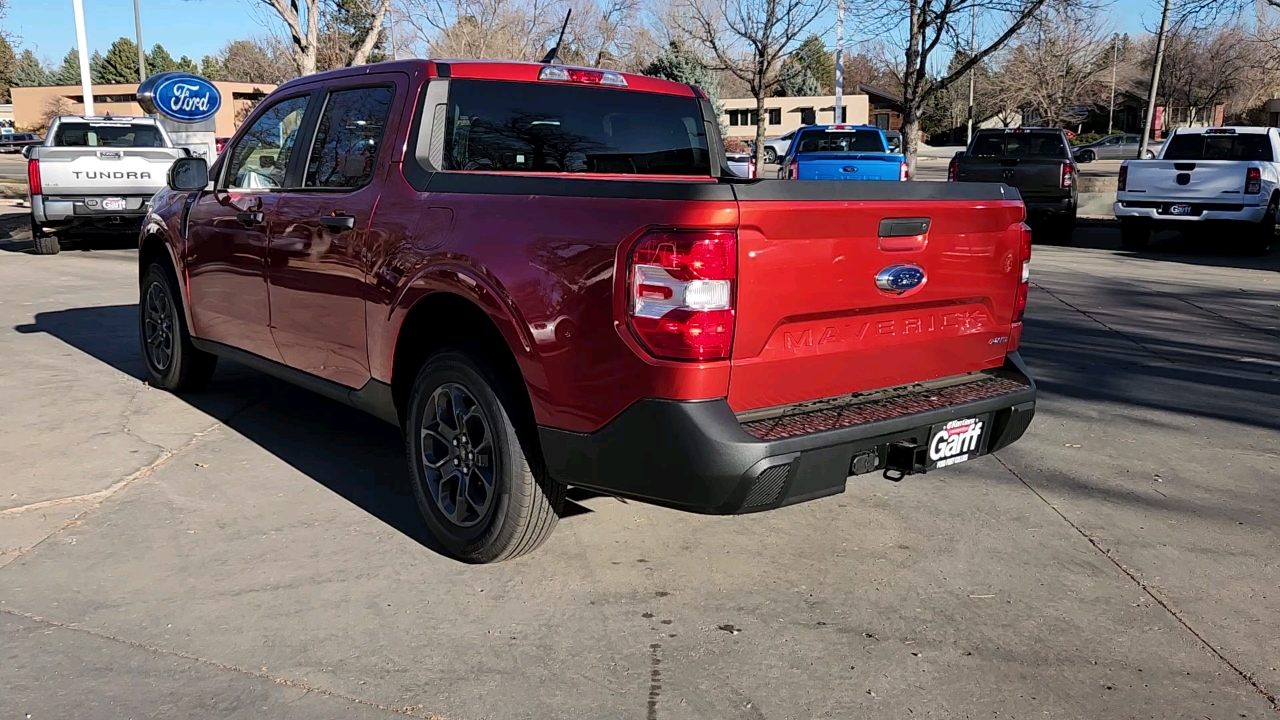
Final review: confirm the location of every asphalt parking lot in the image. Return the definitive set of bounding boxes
[1,203,1278,719]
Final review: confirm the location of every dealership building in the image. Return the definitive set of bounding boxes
[10,81,276,136]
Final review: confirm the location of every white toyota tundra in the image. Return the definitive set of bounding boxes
[26,115,187,255]
[1115,126,1279,253]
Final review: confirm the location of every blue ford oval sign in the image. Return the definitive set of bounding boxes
[875,264,926,294]
[137,72,221,123]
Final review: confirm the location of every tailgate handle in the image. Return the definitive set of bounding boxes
[879,218,931,237]
[1174,163,1196,171]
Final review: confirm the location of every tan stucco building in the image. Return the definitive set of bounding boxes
[11,81,276,135]
[720,94,871,139]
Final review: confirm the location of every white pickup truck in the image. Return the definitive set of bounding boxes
[26,115,187,254]
[1115,126,1279,253]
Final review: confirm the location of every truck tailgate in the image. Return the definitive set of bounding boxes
[956,158,1064,200]
[729,182,1026,413]
[796,153,904,181]
[36,147,182,195]
[1122,160,1248,202]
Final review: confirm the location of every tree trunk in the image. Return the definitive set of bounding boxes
[754,90,767,170]
[901,101,921,177]
[351,0,390,66]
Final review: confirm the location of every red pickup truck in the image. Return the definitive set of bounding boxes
[142,59,1036,563]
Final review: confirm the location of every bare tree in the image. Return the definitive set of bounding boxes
[253,0,389,75]
[996,5,1110,127]
[678,0,831,168]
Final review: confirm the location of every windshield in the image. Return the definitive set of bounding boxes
[971,132,1068,159]
[793,129,886,154]
[444,80,710,176]
[1162,133,1273,161]
[53,122,164,148]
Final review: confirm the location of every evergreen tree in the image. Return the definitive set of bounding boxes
[199,54,224,81]
[147,44,178,74]
[0,36,15,103]
[89,50,106,84]
[174,55,199,74]
[791,35,834,94]
[642,42,722,118]
[774,59,821,97]
[14,49,50,87]
[52,48,82,86]
[98,37,141,83]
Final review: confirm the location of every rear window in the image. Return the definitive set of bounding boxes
[444,80,710,176]
[971,132,1068,159]
[794,129,886,153]
[1162,133,1273,162]
[53,122,164,148]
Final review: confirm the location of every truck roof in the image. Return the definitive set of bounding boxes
[54,115,161,125]
[1172,126,1275,136]
[276,58,699,98]
[800,124,883,132]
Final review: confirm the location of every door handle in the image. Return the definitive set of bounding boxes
[235,211,264,226]
[319,214,356,231]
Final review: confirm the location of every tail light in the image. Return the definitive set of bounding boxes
[947,157,958,182]
[1246,167,1261,194]
[900,162,909,181]
[1013,223,1032,325]
[627,230,736,361]
[1061,162,1073,189]
[27,158,42,195]
[539,65,627,87]
[1118,165,1128,192]
[786,162,799,180]
[748,160,757,179]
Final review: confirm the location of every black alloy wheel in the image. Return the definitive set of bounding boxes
[419,383,497,528]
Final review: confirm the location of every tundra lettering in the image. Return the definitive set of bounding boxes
[71,171,153,180]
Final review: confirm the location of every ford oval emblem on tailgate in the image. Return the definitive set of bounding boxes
[842,166,858,173]
[875,264,926,294]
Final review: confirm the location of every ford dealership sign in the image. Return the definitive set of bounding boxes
[137,72,221,123]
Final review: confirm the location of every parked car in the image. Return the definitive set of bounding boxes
[1073,133,1157,162]
[144,58,1037,563]
[760,130,796,164]
[1115,126,1279,253]
[778,124,908,181]
[949,127,1077,243]
[26,115,187,255]
[725,152,756,178]
[0,132,43,153]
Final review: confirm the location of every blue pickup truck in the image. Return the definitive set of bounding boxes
[779,125,907,181]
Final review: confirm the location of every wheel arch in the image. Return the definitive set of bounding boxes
[138,229,195,332]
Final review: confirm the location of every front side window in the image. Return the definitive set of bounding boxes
[224,95,310,190]
[444,80,711,176]
[53,122,163,147]
[304,86,394,189]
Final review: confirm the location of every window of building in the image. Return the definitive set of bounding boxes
[800,108,816,125]
[768,108,781,125]
[873,113,890,130]
[304,86,395,189]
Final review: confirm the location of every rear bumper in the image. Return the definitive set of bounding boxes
[32,194,154,226]
[540,354,1037,515]
[1114,200,1268,223]
[1023,196,1076,217]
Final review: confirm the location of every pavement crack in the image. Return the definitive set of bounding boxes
[1166,293,1280,342]
[118,383,167,454]
[993,454,1279,711]
[1031,282,1180,364]
[0,607,444,719]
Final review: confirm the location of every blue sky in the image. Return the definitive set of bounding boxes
[6,0,1156,66]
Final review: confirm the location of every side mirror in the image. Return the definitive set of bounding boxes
[258,154,277,169]
[169,157,210,192]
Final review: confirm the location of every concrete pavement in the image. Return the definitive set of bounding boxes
[1,205,1278,719]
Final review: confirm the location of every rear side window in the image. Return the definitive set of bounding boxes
[971,132,1068,159]
[1163,133,1273,162]
[443,80,710,176]
[305,86,394,188]
[53,122,163,147]
[794,129,885,153]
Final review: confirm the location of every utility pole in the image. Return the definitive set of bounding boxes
[966,0,976,144]
[72,0,94,116]
[134,0,147,81]
[1139,0,1171,159]
[1108,34,1117,134]
[387,7,397,61]
[834,0,843,123]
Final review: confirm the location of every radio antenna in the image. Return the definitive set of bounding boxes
[540,9,572,64]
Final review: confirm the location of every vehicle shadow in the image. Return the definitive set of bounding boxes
[14,304,596,560]
[1072,222,1280,272]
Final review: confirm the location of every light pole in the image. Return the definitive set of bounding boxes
[834,0,843,124]
[966,0,976,144]
[134,0,147,81]
[72,0,94,116]
[1108,34,1117,133]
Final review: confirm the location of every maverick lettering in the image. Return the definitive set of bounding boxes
[72,171,152,180]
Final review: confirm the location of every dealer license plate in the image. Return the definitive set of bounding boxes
[1169,203,1192,216]
[926,416,989,470]
[102,197,127,211]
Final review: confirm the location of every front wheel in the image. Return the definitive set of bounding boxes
[1143,150,1155,159]
[406,350,564,563]
[140,263,217,391]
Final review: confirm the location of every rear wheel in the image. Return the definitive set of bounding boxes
[140,263,217,391]
[764,147,777,164]
[406,350,564,563]
[30,219,60,255]
[1245,199,1277,255]
[1119,218,1151,250]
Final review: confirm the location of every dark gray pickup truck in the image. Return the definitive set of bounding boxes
[949,128,1078,244]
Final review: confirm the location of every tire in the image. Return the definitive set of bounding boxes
[31,228,60,255]
[1119,218,1150,250]
[1245,199,1277,255]
[764,147,777,164]
[1143,150,1155,159]
[1079,150,1095,163]
[139,262,217,392]
[405,349,565,563]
